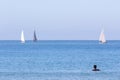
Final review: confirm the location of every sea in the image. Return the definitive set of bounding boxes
[0,40,120,80]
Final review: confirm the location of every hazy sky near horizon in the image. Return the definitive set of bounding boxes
[0,0,120,40]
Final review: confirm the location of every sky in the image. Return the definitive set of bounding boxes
[0,0,120,40]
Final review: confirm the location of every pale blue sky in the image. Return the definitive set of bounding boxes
[0,0,120,40]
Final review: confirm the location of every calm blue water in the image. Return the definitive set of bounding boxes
[0,40,120,80]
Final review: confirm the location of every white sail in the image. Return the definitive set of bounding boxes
[99,29,106,43]
[21,30,25,43]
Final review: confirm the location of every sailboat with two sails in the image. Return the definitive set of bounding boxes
[99,29,106,43]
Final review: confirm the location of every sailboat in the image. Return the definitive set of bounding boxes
[99,29,106,43]
[21,30,25,43]
[33,30,37,42]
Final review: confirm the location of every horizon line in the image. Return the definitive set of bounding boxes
[0,39,119,41]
